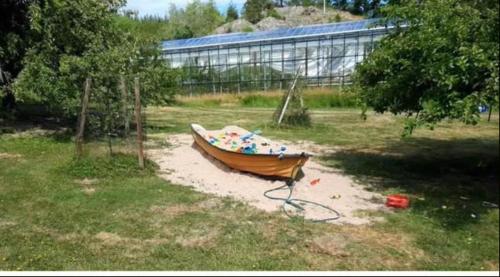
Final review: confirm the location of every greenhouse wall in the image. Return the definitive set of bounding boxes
[161,19,392,95]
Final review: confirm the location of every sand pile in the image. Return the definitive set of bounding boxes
[148,134,386,225]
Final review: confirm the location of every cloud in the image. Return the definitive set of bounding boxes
[124,0,245,17]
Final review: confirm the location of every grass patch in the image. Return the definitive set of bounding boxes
[62,153,156,179]
[240,94,281,107]
[304,90,359,108]
[0,107,498,270]
[176,87,360,109]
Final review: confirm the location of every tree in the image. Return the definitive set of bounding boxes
[226,2,239,22]
[167,0,224,39]
[272,0,286,7]
[332,0,349,10]
[287,0,320,7]
[0,0,36,112]
[353,0,499,135]
[351,0,369,15]
[367,0,382,17]
[13,0,124,115]
[243,0,273,24]
[13,0,177,119]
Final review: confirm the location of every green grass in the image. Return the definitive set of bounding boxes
[176,87,360,109]
[0,107,498,270]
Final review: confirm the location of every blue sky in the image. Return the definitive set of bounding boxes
[123,0,245,17]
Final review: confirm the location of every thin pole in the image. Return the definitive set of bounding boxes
[237,47,241,94]
[134,77,145,169]
[488,104,493,122]
[75,78,91,158]
[120,75,130,137]
[278,67,301,125]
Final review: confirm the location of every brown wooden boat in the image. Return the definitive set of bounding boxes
[191,123,310,180]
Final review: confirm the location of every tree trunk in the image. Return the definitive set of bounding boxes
[134,77,145,169]
[105,96,113,156]
[120,75,130,137]
[488,104,493,122]
[75,78,91,158]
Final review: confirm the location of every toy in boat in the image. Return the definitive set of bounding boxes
[190,123,310,180]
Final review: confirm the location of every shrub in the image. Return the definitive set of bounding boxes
[243,0,273,24]
[334,14,342,22]
[241,94,280,107]
[242,26,254,32]
[281,107,311,127]
[268,9,284,20]
[273,79,311,127]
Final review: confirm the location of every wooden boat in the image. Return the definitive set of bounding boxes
[191,123,310,180]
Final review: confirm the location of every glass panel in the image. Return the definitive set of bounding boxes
[271,45,282,61]
[228,51,238,65]
[209,49,218,65]
[320,38,332,47]
[344,37,358,57]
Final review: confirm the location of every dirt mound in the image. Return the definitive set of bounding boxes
[255,17,291,31]
[275,6,362,26]
[214,19,255,34]
[214,6,363,34]
[148,134,386,225]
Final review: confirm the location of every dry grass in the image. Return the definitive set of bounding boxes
[0,152,22,159]
[74,178,98,195]
[149,204,197,218]
[308,234,351,257]
[175,229,219,249]
[175,87,348,108]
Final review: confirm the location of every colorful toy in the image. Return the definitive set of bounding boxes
[240,129,262,141]
[310,178,320,186]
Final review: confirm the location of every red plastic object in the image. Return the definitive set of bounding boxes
[386,194,410,209]
[310,178,320,186]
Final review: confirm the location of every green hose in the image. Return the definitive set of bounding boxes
[263,180,341,222]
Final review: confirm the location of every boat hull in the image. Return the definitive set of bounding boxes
[191,125,308,180]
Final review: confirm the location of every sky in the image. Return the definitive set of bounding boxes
[123,0,246,18]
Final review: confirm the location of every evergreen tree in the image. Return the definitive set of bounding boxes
[226,2,239,22]
[243,0,273,24]
[351,0,369,15]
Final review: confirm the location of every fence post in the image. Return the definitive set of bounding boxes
[488,104,493,122]
[278,67,301,125]
[134,77,145,169]
[120,75,130,137]
[75,78,91,158]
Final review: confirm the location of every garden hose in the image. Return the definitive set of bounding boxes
[263,180,341,222]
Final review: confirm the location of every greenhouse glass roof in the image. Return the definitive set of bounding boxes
[162,18,386,51]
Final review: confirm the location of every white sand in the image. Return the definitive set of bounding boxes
[148,134,387,225]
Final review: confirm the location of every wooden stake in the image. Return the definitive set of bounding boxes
[120,75,130,136]
[75,78,91,158]
[105,95,113,156]
[134,77,145,169]
[488,104,492,122]
[277,87,293,125]
[278,67,301,125]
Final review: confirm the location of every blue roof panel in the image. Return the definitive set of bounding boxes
[162,19,385,51]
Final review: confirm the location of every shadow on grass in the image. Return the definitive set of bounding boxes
[60,152,157,178]
[1,115,74,142]
[321,137,499,229]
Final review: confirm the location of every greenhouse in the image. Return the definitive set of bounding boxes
[161,18,394,94]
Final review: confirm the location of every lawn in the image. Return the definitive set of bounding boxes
[0,102,498,270]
